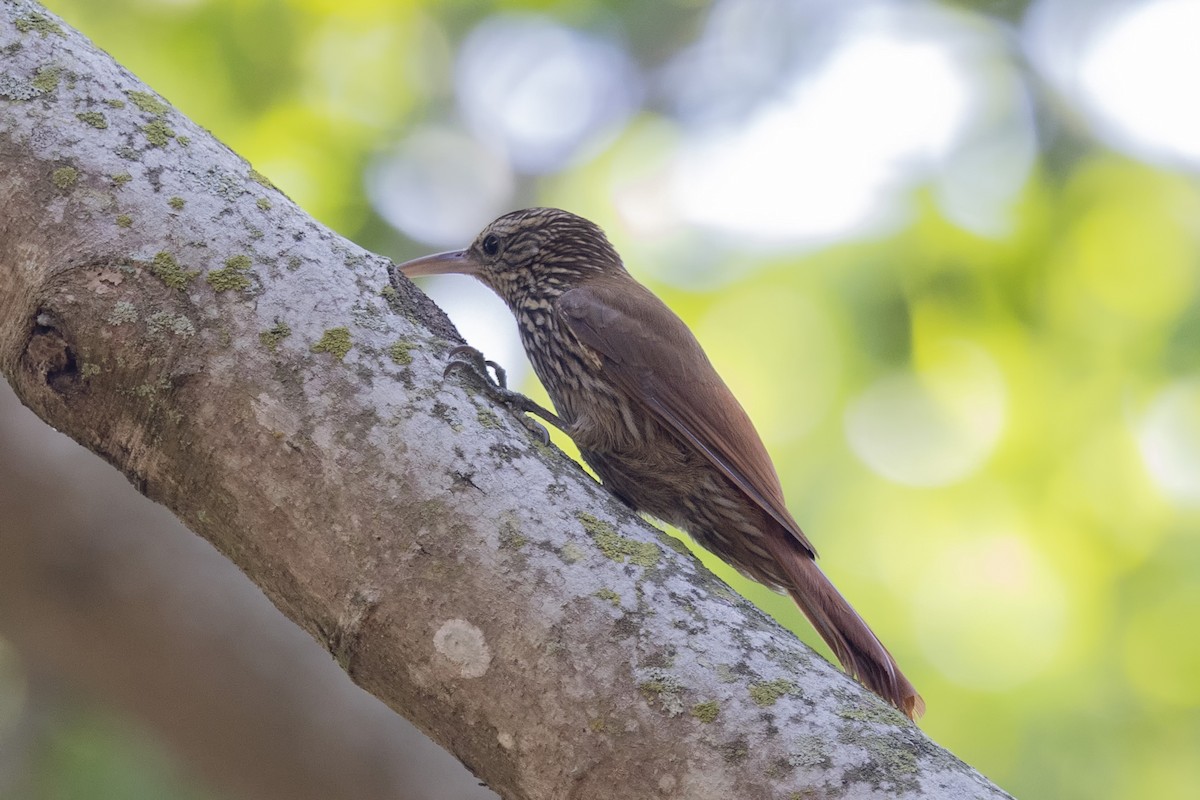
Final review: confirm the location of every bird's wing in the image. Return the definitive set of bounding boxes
[558,281,816,558]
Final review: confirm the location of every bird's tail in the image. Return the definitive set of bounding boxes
[765,536,925,719]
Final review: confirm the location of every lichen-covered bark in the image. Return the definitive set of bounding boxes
[0,381,495,800]
[0,3,1014,799]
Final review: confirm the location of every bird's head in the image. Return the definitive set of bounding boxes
[397,208,625,306]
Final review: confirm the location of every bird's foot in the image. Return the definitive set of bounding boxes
[444,345,560,444]
[445,345,510,389]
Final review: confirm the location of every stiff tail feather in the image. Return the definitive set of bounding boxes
[765,536,925,720]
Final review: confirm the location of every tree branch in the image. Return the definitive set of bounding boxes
[0,381,497,800]
[0,3,1012,798]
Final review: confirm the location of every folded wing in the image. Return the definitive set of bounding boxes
[557,280,816,559]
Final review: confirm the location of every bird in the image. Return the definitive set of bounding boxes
[397,207,923,719]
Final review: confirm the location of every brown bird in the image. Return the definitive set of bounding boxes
[398,208,923,719]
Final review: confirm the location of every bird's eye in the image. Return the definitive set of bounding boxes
[481,234,500,256]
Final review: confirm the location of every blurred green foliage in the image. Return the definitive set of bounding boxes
[38,709,221,800]
[13,1,1200,799]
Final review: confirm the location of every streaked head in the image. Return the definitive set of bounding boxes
[397,208,624,304]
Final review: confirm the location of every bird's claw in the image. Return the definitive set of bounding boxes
[518,413,552,445]
[445,345,507,388]
[443,346,551,444]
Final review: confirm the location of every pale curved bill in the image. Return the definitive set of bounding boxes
[396,250,478,277]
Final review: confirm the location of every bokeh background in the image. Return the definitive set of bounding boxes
[3,0,1199,798]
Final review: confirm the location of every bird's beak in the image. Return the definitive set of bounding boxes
[396,249,480,278]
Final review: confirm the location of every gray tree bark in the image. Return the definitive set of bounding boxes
[0,379,498,800]
[0,3,1014,799]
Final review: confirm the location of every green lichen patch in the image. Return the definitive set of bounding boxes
[351,302,387,334]
[499,519,528,549]
[177,135,191,147]
[577,512,660,568]
[839,727,921,791]
[129,376,172,399]
[836,705,900,725]
[594,588,621,606]
[380,283,399,301]
[51,166,78,190]
[748,678,796,707]
[142,119,176,147]
[786,734,833,771]
[859,736,919,776]
[249,169,274,188]
[259,321,292,352]
[476,406,502,429]
[80,363,102,379]
[559,543,585,563]
[387,340,414,365]
[31,65,62,93]
[256,197,272,210]
[342,251,370,271]
[715,664,740,684]
[111,172,132,188]
[15,12,65,37]
[76,111,107,129]
[115,214,132,228]
[106,301,138,325]
[287,256,303,271]
[311,327,352,360]
[103,98,126,109]
[638,671,685,716]
[0,73,37,102]
[690,700,720,723]
[148,251,199,291]
[168,196,185,211]
[126,90,168,117]
[206,255,252,292]
[225,254,253,272]
[147,311,195,337]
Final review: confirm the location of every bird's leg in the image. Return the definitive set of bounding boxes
[444,345,567,444]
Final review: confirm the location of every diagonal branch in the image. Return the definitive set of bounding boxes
[0,3,1012,798]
